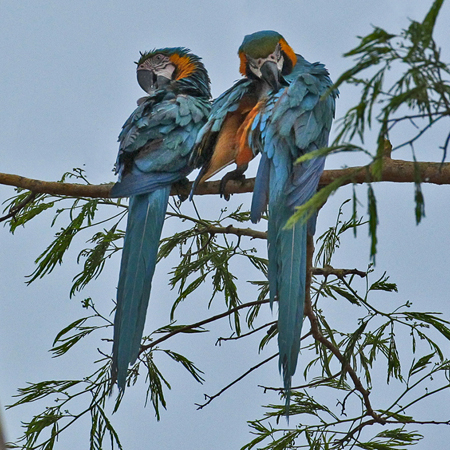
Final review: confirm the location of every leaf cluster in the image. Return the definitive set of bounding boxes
[289,0,450,259]
[3,2,450,449]
[243,200,450,449]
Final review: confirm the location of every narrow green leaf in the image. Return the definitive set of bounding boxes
[367,184,378,260]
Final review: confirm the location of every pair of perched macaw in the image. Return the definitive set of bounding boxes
[110,31,338,411]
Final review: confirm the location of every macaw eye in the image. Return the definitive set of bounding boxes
[154,54,163,62]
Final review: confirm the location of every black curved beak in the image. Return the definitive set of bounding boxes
[137,68,157,94]
[260,60,281,92]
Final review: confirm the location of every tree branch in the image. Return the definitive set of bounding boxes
[313,266,367,279]
[195,353,278,410]
[0,191,36,223]
[140,299,269,352]
[2,155,450,199]
[304,235,386,426]
[216,321,276,344]
[203,225,267,240]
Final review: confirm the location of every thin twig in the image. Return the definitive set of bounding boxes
[259,371,341,393]
[0,191,36,222]
[337,418,450,447]
[216,321,276,345]
[140,299,269,352]
[195,353,278,410]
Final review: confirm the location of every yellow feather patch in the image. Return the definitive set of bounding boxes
[236,100,264,165]
[239,51,248,76]
[170,54,196,80]
[279,38,297,69]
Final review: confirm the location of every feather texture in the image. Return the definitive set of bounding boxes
[189,31,337,413]
[112,188,170,388]
[249,49,338,412]
[110,48,210,389]
[189,79,258,195]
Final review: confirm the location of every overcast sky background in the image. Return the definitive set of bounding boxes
[1,1,450,449]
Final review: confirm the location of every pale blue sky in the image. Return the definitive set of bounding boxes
[1,1,450,448]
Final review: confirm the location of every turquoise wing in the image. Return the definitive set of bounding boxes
[112,93,211,197]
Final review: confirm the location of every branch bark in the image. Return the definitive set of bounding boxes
[1,155,450,199]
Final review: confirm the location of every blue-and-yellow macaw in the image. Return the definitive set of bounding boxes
[110,48,211,389]
[192,31,337,409]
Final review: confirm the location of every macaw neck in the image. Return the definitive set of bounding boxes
[252,76,288,99]
[136,88,176,106]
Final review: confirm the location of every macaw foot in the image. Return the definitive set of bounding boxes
[219,164,248,201]
[172,177,190,202]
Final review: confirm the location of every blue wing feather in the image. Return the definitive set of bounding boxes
[112,187,170,388]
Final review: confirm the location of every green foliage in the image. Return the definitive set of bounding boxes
[242,199,450,449]
[3,2,450,449]
[4,186,275,448]
[2,169,126,294]
[4,298,121,449]
[292,0,450,256]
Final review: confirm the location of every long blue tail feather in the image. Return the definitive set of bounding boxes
[268,199,307,413]
[112,186,170,389]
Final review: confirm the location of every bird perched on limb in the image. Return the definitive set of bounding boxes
[191,31,337,411]
[110,48,211,389]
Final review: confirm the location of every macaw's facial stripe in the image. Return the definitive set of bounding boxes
[279,38,297,70]
[239,51,248,77]
[170,53,196,80]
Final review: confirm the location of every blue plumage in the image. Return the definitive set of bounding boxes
[193,31,337,412]
[110,48,211,389]
[248,37,338,411]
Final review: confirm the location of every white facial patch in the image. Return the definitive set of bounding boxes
[139,54,176,81]
[155,63,176,80]
[247,43,284,79]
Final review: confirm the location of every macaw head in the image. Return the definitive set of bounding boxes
[136,47,210,98]
[238,30,297,91]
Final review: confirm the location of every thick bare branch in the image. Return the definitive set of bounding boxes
[0,172,112,198]
[2,155,450,199]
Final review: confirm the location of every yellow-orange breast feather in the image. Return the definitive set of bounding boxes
[199,95,257,183]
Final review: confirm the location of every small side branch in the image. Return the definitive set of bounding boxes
[201,225,267,240]
[312,266,367,278]
[0,191,36,222]
[141,299,269,352]
[216,321,276,345]
[259,371,341,393]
